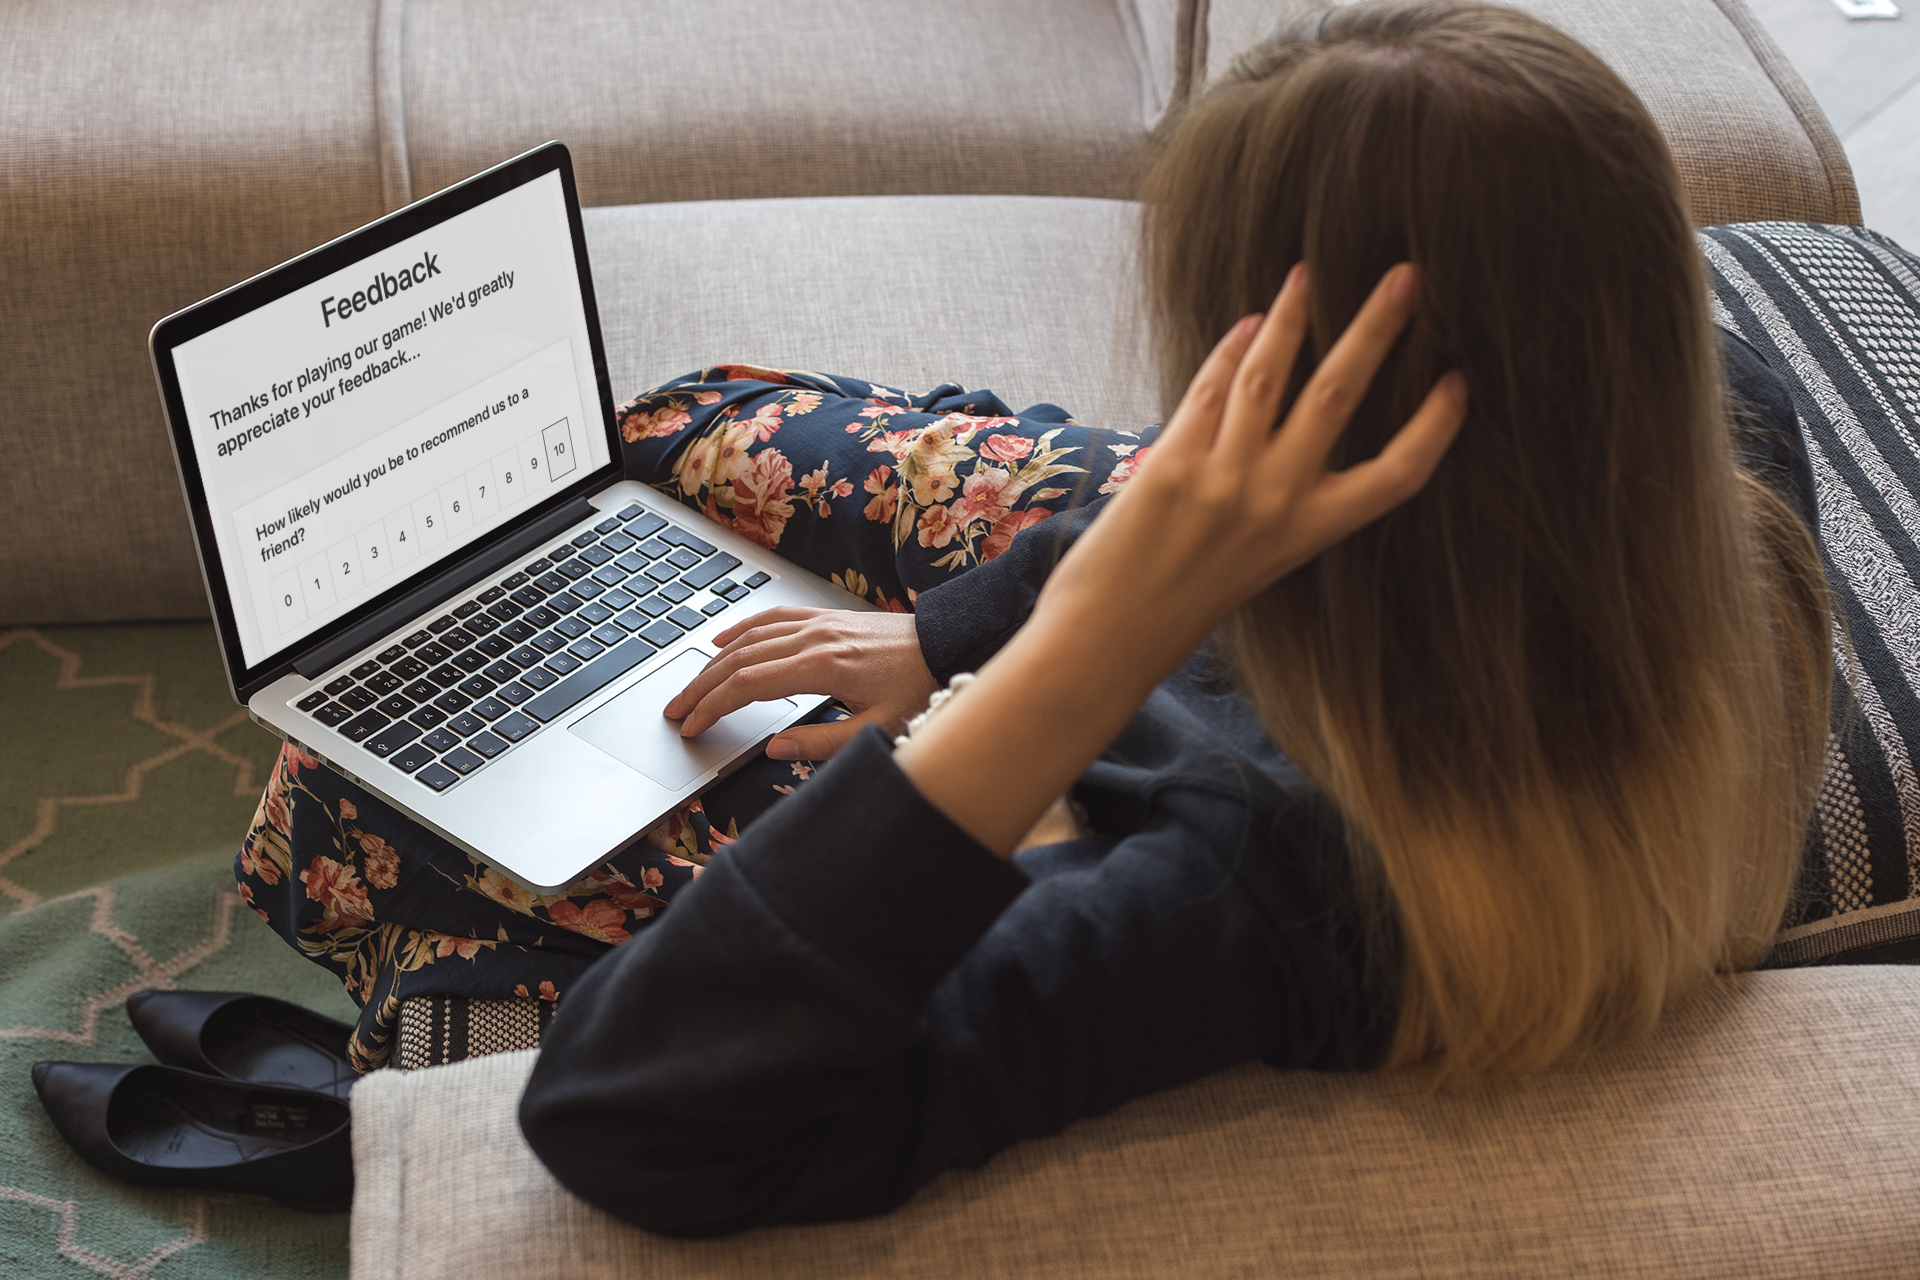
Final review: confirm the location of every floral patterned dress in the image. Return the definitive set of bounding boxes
[239,365,1155,1070]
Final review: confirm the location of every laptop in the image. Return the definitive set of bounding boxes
[151,142,872,892]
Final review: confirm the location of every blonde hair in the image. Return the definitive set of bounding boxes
[1139,0,1832,1078]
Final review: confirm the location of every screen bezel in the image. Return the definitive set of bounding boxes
[150,142,621,704]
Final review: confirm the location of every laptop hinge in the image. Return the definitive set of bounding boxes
[291,496,599,680]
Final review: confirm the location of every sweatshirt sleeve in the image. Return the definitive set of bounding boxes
[517,725,1368,1237]
[912,494,1112,682]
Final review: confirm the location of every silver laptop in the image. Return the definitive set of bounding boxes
[151,142,870,892]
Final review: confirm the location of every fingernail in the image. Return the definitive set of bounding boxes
[766,737,798,760]
[1393,264,1420,308]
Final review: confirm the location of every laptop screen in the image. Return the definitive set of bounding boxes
[159,153,614,676]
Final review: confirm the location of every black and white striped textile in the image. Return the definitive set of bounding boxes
[1704,223,1920,966]
[395,995,554,1071]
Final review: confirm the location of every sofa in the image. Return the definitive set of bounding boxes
[10,0,1920,1276]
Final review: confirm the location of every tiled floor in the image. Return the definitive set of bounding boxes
[1747,0,1920,247]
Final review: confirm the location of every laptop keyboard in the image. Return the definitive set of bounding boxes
[289,503,773,792]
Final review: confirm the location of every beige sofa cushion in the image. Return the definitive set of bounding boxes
[1200,0,1860,227]
[349,966,1920,1279]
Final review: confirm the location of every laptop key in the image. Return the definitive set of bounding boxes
[350,660,382,681]
[682,553,743,591]
[556,616,591,639]
[578,602,615,625]
[667,606,706,631]
[457,675,496,699]
[507,646,542,669]
[493,712,537,742]
[626,512,667,539]
[616,503,646,522]
[501,572,529,590]
[468,732,508,759]
[635,538,670,559]
[708,579,738,596]
[580,545,614,566]
[390,743,437,774]
[416,763,459,792]
[644,562,678,584]
[477,586,506,605]
[640,619,681,648]
[501,619,537,643]
[549,542,577,561]
[519,666,558,690]
[475,636,511,659]
[531,631,566,654]
[523,558,552,575]
[611,613,647,635]
[510,585,546,608]
[592,565,627,587]
[524,605,560,629]
[427,664,463,688]
[299,689,333,711]
[615,551,649,574]
[423,728,462,753]
[658,581,694,604]
[415,641,451,666]
[441,748,484,776]
[402,630,433,649]
[483,660,520,684]
[367,721,421,758]
[440,627,476,650]
[524,636,659,724]
[432,689,472,714]
[389,656,429,681]
[535,572,571,594]
[375,694,415,718]
[637,594,672,618]
[366,670,403,696]
[722,584,751,603]
[451,650,488,673]
[666,547,701,571]
[446,712,485,737]
[572,578,605,599]
[401,679,439,703]
[428,615,458,632]
[340,709,391,742]
[744,571,771,588]
[569,638,606,662]
[486,599,523,623]
[408,705,448,730]
[661,526,717,556]
[702,599,730,617]
[496,681,533,705]
[311,702,352,727]
[464,613,500,635]
[595,516,621,534]
[472,696,510,720]
[376,645,407,664]
[557,559,591,580]
[572,531,600,549]
[545,651,583,675]
[601,531,637,553]
[453,600,481,618]
[339,687,377,711]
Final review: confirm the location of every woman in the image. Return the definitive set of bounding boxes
[249,0,1831,1232]
[510,0,1832,1236]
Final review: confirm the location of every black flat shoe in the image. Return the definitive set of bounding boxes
[125,990,356,1099]
[31,1061,352,1210]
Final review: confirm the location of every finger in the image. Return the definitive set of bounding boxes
[679,650,848,736]
[766,716,867,761]
[1219,262,1312,454]
[1295,368,1469,547]
[709,605,822,650]
[664,627,813,720]
[1275,262,1421,468]
[1158,311,1265,455]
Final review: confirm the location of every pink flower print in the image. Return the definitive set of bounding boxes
[857,405,895,419]
[288,747,320,773]
[300,856,374,922]
[694,390,722,405]
[547,897,632,944]
[798,462,850,516]
[514,983,528,998]
[740,401,785,444]
[641,866,664,889]
[434,934,486,960]
[980,433,1034,463]
[1098,446,1154,494]
[982,508,1051,562]
[678,431,724,496]
[917,503,961,548]
[715,364,789,384]
[240,841,283,886]
[955,464,1019,524]
[714,420,764,488]
[587,869,667,916]
[338,799,358,821]
[262,792,292,839]
[863,466,899,522]
[474,867,541,916]
[621,404,693,443]
[868,429,920,460]
[729,448,797,549]
[790,761,814,781]
[540,981,559,1002]
[903,427,973,505]
[787,392,823,417]
[360,834,400,890]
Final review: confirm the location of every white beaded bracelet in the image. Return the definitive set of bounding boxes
[893,672,977,746]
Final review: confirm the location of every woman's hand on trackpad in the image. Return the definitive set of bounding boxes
[662,607,937,760]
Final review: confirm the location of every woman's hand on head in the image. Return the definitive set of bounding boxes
[663,607,937,760]
[1034,261,1470,677]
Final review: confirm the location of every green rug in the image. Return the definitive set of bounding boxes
[1,624,354,1279]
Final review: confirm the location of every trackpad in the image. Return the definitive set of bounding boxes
[569,650,797,790]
